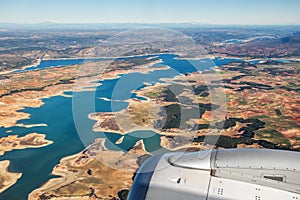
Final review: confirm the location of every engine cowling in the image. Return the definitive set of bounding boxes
[128,148,300,200]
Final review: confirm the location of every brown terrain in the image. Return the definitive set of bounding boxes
[0,24,299,200]
[90,61,300,151]
[38,58,298,200]
[0,133,53,156]
[0,160,22,193]
[0,58,161,128]
[0,44,299,199]
[210,33,300,58]
[29,138,148,200]
[0,57,167,196]
[0,133,52,193]
[0,57,298,199]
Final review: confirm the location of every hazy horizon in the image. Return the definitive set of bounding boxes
[1,22,300,26]
[1,0,300,25]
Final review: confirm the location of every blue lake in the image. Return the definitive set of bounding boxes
[13,58,109,73]
[0,54,243,199]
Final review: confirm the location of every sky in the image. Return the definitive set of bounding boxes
[0,0,299,25]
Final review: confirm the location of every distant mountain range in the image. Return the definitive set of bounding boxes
[1,22,300,30]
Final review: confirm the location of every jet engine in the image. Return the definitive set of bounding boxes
[128,148,300,200]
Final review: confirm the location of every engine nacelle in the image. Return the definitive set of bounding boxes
[128,148,300,200]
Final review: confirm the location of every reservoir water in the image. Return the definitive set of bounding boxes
[0,54,243,199]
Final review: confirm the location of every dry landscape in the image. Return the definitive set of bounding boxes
[0,26,299,200]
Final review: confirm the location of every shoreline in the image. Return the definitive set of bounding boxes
[2,53,297,77]
[0,56,163,128]
[0,53,169,77]
[0,59,41,75]
[28,138,148,199]
[0,133,53,156]
[15,123,48,128]
[41,52,171,61]
[0,160,22,193]
[1,51,298,199]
